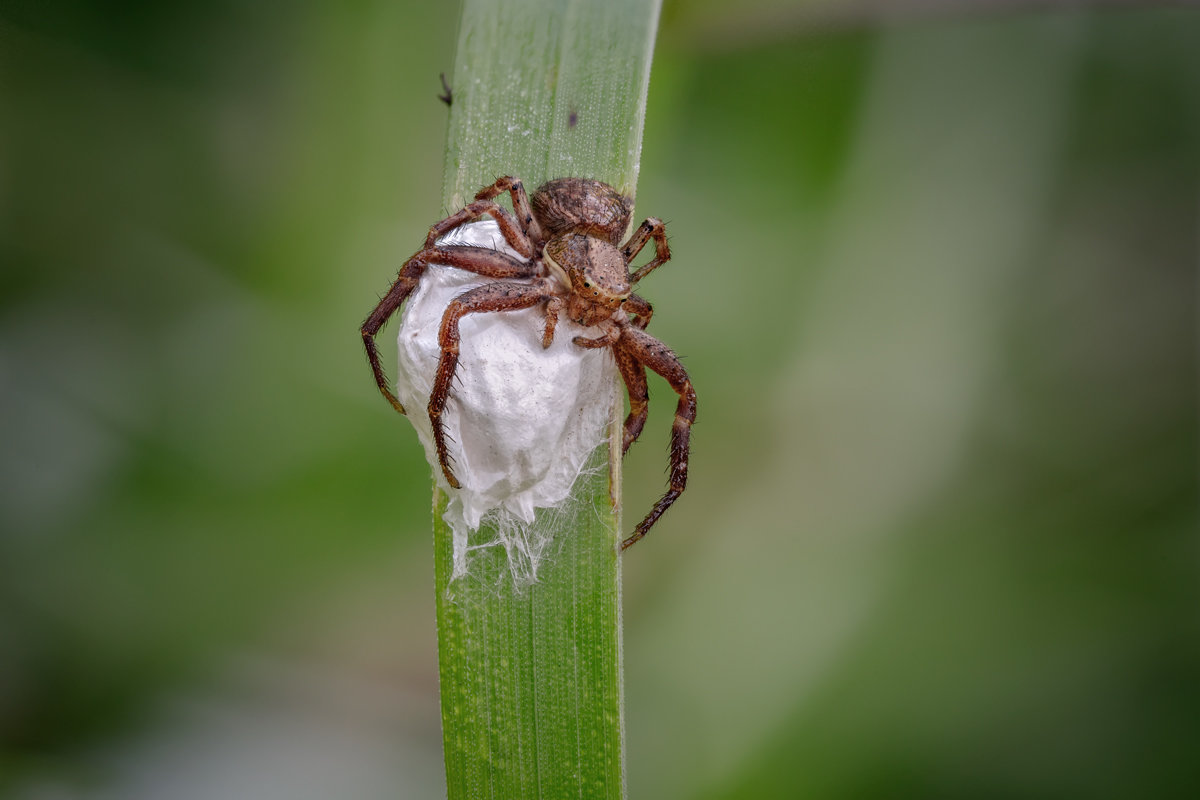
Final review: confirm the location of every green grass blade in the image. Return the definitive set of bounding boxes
[432,1,662,798]
[442,0,660,206]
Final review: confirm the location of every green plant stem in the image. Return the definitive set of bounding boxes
[431,1,661,798]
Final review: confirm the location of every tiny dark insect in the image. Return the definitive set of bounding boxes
[568,110,578,128]
[361,177,695,550]
[437,73,452,107]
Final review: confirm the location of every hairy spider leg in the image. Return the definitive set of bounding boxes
[541,296,566,348]
[615,325,696,550]
[612,341,649,455]
[361,246,536,414]
[424,198,533,259]
[571,317,649,452]
[623,293,654,329]
[474,176,545,245]
[429,280,554,488]
[572,325,648,453]
[421,176,541,257]
[571,323,621,350]
[621,217,671,285]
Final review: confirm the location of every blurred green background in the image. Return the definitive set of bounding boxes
[1,1,1196,798]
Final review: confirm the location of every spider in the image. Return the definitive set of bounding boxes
[362,176,695,550]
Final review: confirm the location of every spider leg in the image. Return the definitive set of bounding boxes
[361,246,536,414]
[542,296,565,348]
[612,336,649,455]
[572,323,621,350]
[424,176,540,258]
[429,280,552,488]
[572,323,646,453]
[474,176,544,245]
[624,293,653,329]
[620,217,671,285]
[616,326,696,550]
[425,198,534,259]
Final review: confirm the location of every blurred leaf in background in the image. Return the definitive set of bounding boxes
[1,1,457,794]
[1,1,1196,799]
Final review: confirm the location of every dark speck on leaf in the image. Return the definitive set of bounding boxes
[568,110,578,128]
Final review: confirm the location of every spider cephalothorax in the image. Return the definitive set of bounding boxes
[362,177,695,549]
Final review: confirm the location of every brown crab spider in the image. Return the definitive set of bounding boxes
[362,176,694,550]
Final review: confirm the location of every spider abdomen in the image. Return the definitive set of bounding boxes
[532,178,633,245]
